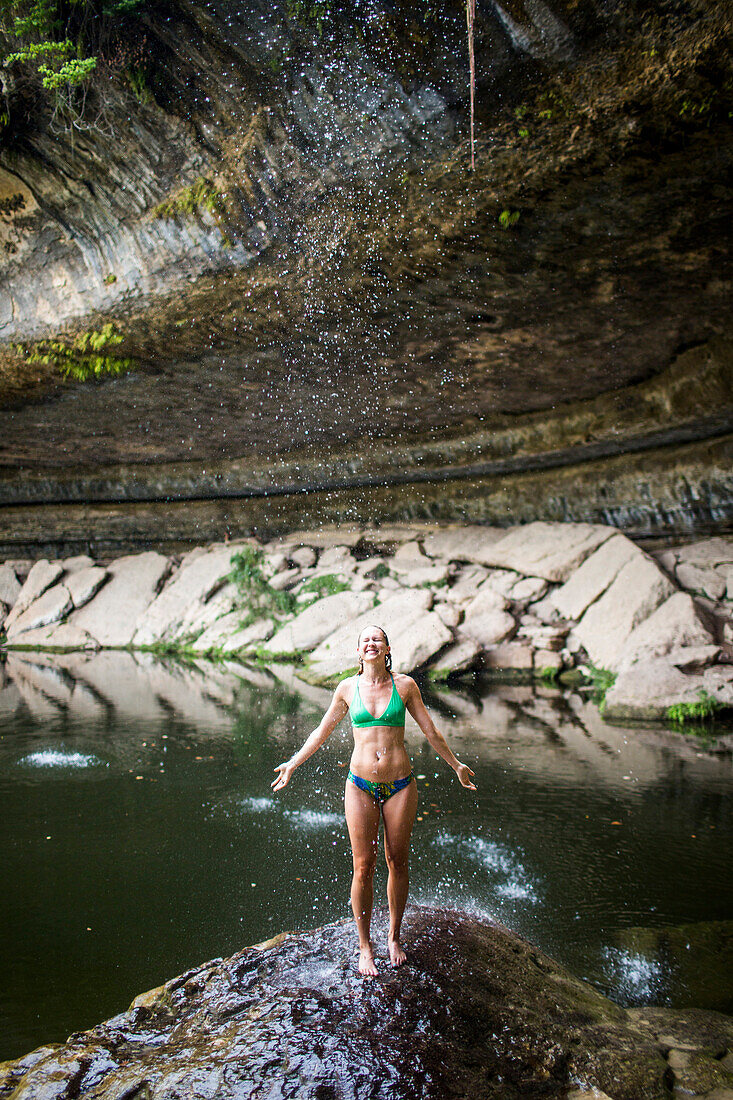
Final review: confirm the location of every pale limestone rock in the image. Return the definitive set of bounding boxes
[14,622,100,650]
[485,642,534,670]
[190,611,248,651]
[550,534,640,621]
[220,619,275,653]
[619,592,715,670]
[392,540,425,562]
[263,551,289,576]
[518,624,568,651]
[62,555,94,573]
[0,601,7,631]
[354,556,388,577]
[0,564,21,607]
[390,561,451,587]
[675,562,727,601]
[4,558,32,581]
[474,521,615,582]
[530,596,563,624]
[535,649,563,672]
[71,552,170,647]
[318,546,356,571]
[269,567,300,591]
[290,546,317,569]
[428,636,482,676]
[65,566,108,609]
[602,659,705,722]
[172,582,239,640]
[6,583,73,638]
[482,570,521,598]
[268,591,374,653]
[675,537,733,568]
[652,548,677,573]
[4,559,64,632]
[462,587,516,648]
[422,525,508,562]
[435,603,461,629]
[445,564,491,605]
[278,527,362,550]
[668,645,721,671]
[511,576,549,604]
[307,590,435,680]
[574,555,675,672]
[132,547,231,645]
[702,665,733,705]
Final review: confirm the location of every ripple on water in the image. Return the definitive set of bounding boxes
[434,831,540,904]
[18,750,104,769]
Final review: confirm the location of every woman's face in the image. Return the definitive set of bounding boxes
[357,627,390,664]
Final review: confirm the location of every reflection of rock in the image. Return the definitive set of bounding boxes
[3,907,732,1100]
[617,920,733,1015]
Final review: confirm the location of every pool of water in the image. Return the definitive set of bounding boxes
[1,649,732,1061]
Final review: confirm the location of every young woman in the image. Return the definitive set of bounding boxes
[272,624,477,977]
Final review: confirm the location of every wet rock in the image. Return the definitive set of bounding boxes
[475,521,615,582]
[4,907,731,1100]
[619,592,715,671]
[3,559,64,633]
[5,583,73,638]
[574,554,675,672]
[132,546,231,645]
[551,533,640,621]
[0,563,21,607]
[602,659,706,722]
[70,552,170,647]
[268,591,374,653]
[64,566,108,610]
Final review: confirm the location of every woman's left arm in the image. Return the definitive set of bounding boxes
[404,678,477,790]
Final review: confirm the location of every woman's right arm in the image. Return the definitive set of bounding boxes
[271,684,350,791]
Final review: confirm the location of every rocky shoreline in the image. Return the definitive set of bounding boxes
[2,907,732,1100]
[1,521,732,726]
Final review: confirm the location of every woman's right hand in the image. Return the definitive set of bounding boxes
[271,760,295,791]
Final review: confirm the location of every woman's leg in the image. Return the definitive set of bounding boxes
[344,779,381,977]
[381,778,418,966]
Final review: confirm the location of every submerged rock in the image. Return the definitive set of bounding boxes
[2,907,731,1100]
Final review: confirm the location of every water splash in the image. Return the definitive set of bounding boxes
[18,750,104,769]
[434,831,539,903]
[284,809,343,830]
[601,946,668,1005]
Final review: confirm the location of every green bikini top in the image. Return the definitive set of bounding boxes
[350,673,406,729]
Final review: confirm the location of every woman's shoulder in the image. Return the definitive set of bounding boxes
[393,672,417,695]
[334,674,358,701]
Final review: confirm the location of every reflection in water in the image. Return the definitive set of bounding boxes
[1,650,732,1061]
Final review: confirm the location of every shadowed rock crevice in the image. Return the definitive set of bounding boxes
[2,908,732,1099]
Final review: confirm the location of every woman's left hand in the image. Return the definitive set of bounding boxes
[455,763,477,790]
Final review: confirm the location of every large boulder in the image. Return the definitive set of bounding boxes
[3,559,64,633]
[422,525,510,562]
[473,521,615,582]
[619,592,716,670]
[551,533,640,620]
[132,546,233,646]
[65,566,108,610]
[70,552,170,647]
[305,590,447,681]
[602,659,708,722]
[2,907,732,1100]
[0,563,21,608]
[5,583,73,638]
[268,591,374,654]
[574,555,676,672]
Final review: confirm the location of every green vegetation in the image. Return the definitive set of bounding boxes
[371,562,390,580]
[286,0,333,36]
[582,664,617,707]
[298,573,350,601]
[152,177,226,223]
[499,209,520,230]
[0,0,149,133]
[667,690,723,726]
[229,546,297,626]
[13,323,136,381]
[539,665,561,683]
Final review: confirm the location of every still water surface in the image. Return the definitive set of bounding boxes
[1,650,732,1061]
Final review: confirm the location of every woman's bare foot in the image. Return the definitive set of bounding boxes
[388,936,407,967]
[358,945,378,978]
